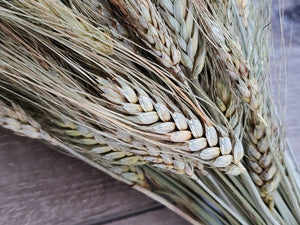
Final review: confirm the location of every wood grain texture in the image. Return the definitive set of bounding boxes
[0,1,299,225]
[106,208,188,225]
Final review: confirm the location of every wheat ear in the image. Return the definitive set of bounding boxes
[0,99,147,185]
[155,0,206,78]
[85,0,139,52]
[97,76,245,175]
[237,2,284,209]
[105,0,244,150]
[0,99,205,224]
[246,116,282,209]
[109,0,189,81]
[5,0,113,54]
[0,100,57,144]
[54,118,148,185]
[189,0,258,111]
[154,0,245,163]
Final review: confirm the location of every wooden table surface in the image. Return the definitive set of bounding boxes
[0,1,299,225]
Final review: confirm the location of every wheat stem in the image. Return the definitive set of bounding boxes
[133,185,202,225]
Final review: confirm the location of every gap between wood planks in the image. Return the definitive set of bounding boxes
[85,204,165,225]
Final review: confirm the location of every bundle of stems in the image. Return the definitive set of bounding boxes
[0,0,299,224]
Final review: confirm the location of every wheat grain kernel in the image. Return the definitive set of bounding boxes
[257,136,268,153]
[169,131,192,142]
[91,146,112,154]
[226,164,246,175]
[220,137,232,155]
[161,154,173,164]
[119,103,143,114]
[260,163,277,181]
[151,122,176,134]
[216,98,226,112]
[225,100,235,117]
[122,172,139,181]
[248,131,258,144]
[254,125,264,139]
[213,155,233,167]
[138,95,154,111]
[174,160,185,171]
[233,141,244,163]
[248,145,262,160]
[119,156,141,165]
[205,125,218,146]
[154,103,171,121]
[250,172,264,186]
[172,112,188,130]
[249,160,263,173]
[188,138,207,151]
[199,147,220,160]
[131,111,159,124]
[103,152,126,160]
[119,86,138,104]
[143,156,164,163]
[259,154,273,168]
[188,119,203,138]
[77,124,93,137]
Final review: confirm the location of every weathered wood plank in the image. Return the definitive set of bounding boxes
[106,208,189,225]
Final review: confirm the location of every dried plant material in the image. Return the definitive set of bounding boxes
[0,0,299,225]
[155,0,206,77]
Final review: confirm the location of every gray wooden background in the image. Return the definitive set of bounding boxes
[0,1,299,224]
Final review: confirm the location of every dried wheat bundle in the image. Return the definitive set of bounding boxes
[0,0,299,224]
